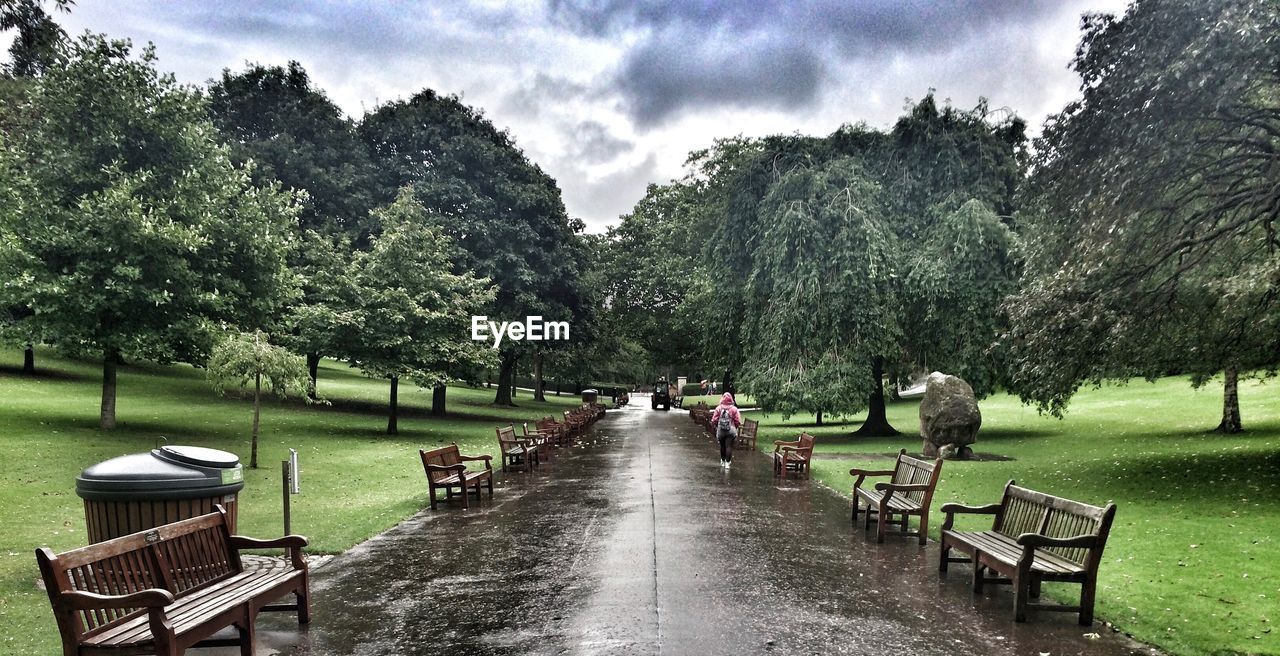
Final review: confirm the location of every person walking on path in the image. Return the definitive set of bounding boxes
[710,392,742,469]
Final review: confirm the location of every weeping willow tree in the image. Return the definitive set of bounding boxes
[698,96,1025,434]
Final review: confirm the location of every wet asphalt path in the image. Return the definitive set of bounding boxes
[240,404,1155,656]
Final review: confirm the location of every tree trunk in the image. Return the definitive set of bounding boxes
[431,384,447,416]
[251,372,261,469]
[306,352,320,401]
[1216,366,1243,433]
[854,356,899,437]
[23,344,34,374]
[100,347,118,430]
[387,376,399,435]
[723,368,735,395]
[494,353,516,406]
[555,378,561,396]
[533,354,546,402]
[816,410,823,426]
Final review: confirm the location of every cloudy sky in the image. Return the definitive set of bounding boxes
[52,0,1129,232]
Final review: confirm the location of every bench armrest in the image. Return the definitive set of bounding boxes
[939,502,1001,515]
[1016,533,1099,549]
[229,535,309,550]
[940,502,1001,531]
[460,454,493,470]
[426,463,466,473]
[874,482,931,492]
[60,589,174,611]
[849,468,895,477]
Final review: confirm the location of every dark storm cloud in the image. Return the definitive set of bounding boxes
[547,0,1071,126]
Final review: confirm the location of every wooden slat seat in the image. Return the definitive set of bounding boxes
[850,449,942,544]
[420,443,493,510]
[36,506,309,656]
[83,567,299,648]
[939,481,1117,624]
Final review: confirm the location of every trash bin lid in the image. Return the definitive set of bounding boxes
[76,446,244,501]
[155,445,239,468]
[582,388,598,393]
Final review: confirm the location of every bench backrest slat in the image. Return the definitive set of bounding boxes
[890,449,942,504]
[995,483,1116,567]
[420,443,463,483]
[740,419,758,440]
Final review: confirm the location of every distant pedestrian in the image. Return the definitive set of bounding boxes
[710,392,742,469]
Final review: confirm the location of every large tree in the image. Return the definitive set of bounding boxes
[1001,0,1280,432]
[0,35,298,429]
[698,99,1024,432]
[341,189,495,434]
[359,89,588,407]
[207,62,379,397]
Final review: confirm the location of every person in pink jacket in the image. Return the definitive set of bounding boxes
[710,392,742,468]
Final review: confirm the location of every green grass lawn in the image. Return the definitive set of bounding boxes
[0,348,584,656]
[746,377,1279,656]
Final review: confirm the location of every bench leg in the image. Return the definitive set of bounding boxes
[972,559,985,593]
[487,476,493,497]
[876,509,887,543]
[1079,577,1097,626]
[851,497,860,524]
[939,541,951,572]
[916,513,929,546]
[863,504,874,532]
[429,485,438,511]
[297,574,312,624]
[1014,571,1031,622]
[1030,578,1042,599]
[461,484,469,510]
[238,618,255,656]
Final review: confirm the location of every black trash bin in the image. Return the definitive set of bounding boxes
[582,388,598,405]
[75,445,244,543]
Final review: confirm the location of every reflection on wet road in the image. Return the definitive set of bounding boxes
[235,405,1155,655]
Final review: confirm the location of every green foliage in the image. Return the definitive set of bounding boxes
[359,89,590,402]
[0,0,71,78]
[684,97,1024,420]
[208,61,378,242]
[0,34,299,426]
[905,199,1021,395]
[739,158,900,418]
[280,230,358,368]
[206,329,309,400]
[1001,0,1280,423]
[342,189,496,387]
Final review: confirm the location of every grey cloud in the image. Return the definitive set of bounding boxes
[548,0,1073,126]
[501,73,592,119]
[561,155,661,232]
[618,30,823,128]
[573,120,634,164]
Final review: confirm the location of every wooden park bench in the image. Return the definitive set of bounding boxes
[420,443,493,510]
[849,449,943,544]
[735,418,758,451]
[939,481,1118,624]
[496,424,540,473]
[538,416,569,447]
[36,506,308,656]
[772,432,815,479]
[522,422,556,457]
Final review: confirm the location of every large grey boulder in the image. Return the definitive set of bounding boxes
[919,372,981,460]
